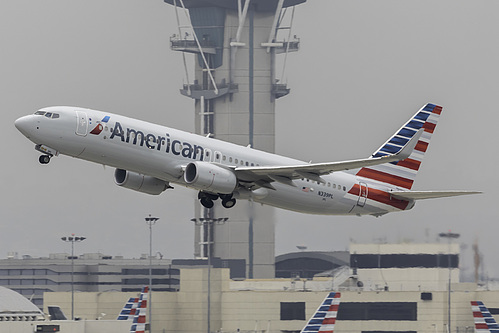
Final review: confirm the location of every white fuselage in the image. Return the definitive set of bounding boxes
[15,106,414,216]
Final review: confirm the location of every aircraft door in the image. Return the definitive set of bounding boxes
[357,182,368,207]
[75,111,88,136]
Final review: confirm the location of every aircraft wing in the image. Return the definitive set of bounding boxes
[390,190,481,201]
[235,129,423,187]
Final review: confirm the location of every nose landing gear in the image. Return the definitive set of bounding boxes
[38,155,51,164]
[35,144,58,165]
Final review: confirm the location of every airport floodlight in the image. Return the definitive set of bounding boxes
[145,214,159,332]
[439,231,460,333]
[190,217,229,333]
[61,234,86,320]
[439,232,460,239]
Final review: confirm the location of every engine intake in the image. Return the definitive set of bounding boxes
[114,169,170,195]
[184,162,237,194]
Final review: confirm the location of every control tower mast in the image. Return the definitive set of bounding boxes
[164,0,305,278]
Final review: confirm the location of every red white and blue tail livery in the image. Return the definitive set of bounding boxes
[15,103,480,216]
[117,286,148,321]
[129,286,148,333]
[358,103,442,190]
[301,292,341,333]
[471,301,499,333]
[117,297,140,321]
[116,286,148,333]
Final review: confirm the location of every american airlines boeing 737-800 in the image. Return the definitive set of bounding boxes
[14,103,479,216]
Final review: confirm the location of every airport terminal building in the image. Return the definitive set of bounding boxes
[1,242,494,333]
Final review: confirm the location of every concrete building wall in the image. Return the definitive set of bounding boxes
[0,255,178,308]
[351,242,460,291]
[43,267,499,333]
[0,320,131,333]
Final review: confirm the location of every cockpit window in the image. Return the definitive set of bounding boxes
[34,111,60,119]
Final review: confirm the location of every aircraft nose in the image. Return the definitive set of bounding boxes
[15,115,34,137]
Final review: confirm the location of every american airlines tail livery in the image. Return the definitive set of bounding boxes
[116,286,148,333]
[15,103,479,216]
[301,292,341,333]
[471,301,499,333]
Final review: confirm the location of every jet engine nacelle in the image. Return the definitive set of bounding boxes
[184,162,237,194]
[114,169,170,195]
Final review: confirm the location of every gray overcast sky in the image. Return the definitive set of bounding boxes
[1,1,496,279]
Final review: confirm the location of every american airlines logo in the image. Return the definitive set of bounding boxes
[89,116,110,135]
[108,121,204,160]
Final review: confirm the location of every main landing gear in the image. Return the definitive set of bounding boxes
[39,155,51,164]
[198,192,237,209]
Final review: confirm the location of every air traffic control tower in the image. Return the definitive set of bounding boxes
[164,0,305,278]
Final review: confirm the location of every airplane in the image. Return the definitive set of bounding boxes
[117,286,148,333]
[117,286,148,321]
[301,292,341,333]
[471,301,499,333]
[14,103,480,216]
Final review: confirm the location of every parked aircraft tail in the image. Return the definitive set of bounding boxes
[116,286,148,333]
[471,301,499,333]
[117,297,140,321]
[357,103,442,190]
[301,292,341,333]
[130,286,148,333]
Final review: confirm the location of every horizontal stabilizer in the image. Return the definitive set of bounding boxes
[390,190,481,201]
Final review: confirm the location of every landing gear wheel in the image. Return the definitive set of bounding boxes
[222,198,236,209]
[39,155,51,164]
[198,192,219,200]
[200,197,214,209]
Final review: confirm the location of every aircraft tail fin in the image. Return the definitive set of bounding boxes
[357,103,442,190]
[47,306,67,320]
[117,297,140,320]
[301,292,341,333]
[471,301,499,333]
[130,286,148,333]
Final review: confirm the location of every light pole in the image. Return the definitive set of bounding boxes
[61,234,86,320]
[439,231,460,333]
[191,217,228,333]
[145,215,159,332]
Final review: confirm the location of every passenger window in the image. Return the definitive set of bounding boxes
[229,157,233,163]
[343,186,346,191]
[223,156,226,161]
[333,184,336,189]
[251,163,254,166]
[235,159,238,164]
[240,160,244,165]
[246,161,249,166]
[327,182,331,187]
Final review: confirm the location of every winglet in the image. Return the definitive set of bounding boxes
[392,128,423,161]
